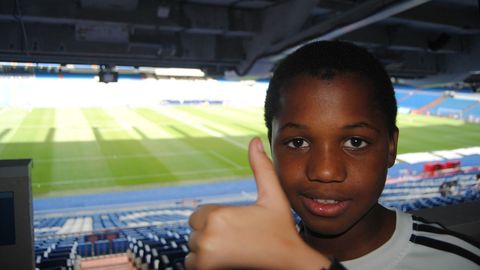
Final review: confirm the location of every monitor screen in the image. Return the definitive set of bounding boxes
[0,191,15,246]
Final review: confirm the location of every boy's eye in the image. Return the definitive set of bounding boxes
[286,138,309,149]
[344,137,368,149]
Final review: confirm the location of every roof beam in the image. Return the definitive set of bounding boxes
[0,1,259,36]
[342,24,467,54]
[389,2,480,35]
[237,0,432,76]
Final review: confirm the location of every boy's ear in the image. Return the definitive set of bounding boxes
[388,128,399,168]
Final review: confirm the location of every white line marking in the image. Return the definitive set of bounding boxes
[38,166,250,186]
[33,150,206,163]
[209,150,243,169]
[155,107,248,150]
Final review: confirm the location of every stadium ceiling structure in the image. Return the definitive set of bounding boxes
[0,0,479,89]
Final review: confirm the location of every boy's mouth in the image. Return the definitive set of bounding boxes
[301,196,350,217]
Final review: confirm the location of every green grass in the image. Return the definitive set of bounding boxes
[0,106,268,196]
[396,114,480,153]
[0,107,479,197]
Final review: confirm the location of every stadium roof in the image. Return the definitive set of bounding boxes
[0,0,479,89]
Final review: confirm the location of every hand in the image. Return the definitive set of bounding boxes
[185,137,331,270]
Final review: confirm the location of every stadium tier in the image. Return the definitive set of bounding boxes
[33,196,256,270]
[32,165,480,270]
[465,103,480,120]
[427,98,479,118]
[396,91,442,110]
[34,224,192,270]
[394,91,409,102]
[394,90,480,122]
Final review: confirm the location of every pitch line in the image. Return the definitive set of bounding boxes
[154,107,248,150]
[209,150,243,169]
[33,150,206,163]
[38,166,250,186]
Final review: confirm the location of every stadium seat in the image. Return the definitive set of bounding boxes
[112,238,128,253]
[77,242,93,257]
[94,240,110,256]
[31,170,480,270]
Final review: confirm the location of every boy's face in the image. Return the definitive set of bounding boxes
[270,74,398,236]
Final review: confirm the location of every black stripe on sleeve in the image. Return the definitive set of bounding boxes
[412,216,480,249]
[410,235,480,265]
[412,215,445,228]
[413,223,480,249]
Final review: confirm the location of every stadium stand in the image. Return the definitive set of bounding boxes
[427,97,479,118]
[396,90,442,111]
[33,200,255,270]
[30,167,480,270]
[465,103,480,122]
[393,88,480,123]
[380,173,480,210]
[395,89,480,122]
[27,146,480,269]
[394,91,410,102]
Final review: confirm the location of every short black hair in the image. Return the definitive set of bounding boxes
[264,40,397,139]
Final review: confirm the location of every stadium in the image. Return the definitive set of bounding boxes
[0,0,479,269]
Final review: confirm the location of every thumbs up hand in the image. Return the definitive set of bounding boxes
[185,138,330,270]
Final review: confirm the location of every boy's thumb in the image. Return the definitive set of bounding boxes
[248,137,290,211]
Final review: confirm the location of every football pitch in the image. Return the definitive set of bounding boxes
[0,106,479,197]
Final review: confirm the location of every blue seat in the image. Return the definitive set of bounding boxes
[94,239,110,256]
[112,238,128,253]
[77,242,93,257]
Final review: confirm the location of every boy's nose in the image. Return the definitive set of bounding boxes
[306,145,346,183]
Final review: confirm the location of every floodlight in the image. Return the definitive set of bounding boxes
[98,70,118,83]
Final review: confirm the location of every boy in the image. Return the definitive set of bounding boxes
[186,41,480,269]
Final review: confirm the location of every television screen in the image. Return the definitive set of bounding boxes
[0,192,15,246]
